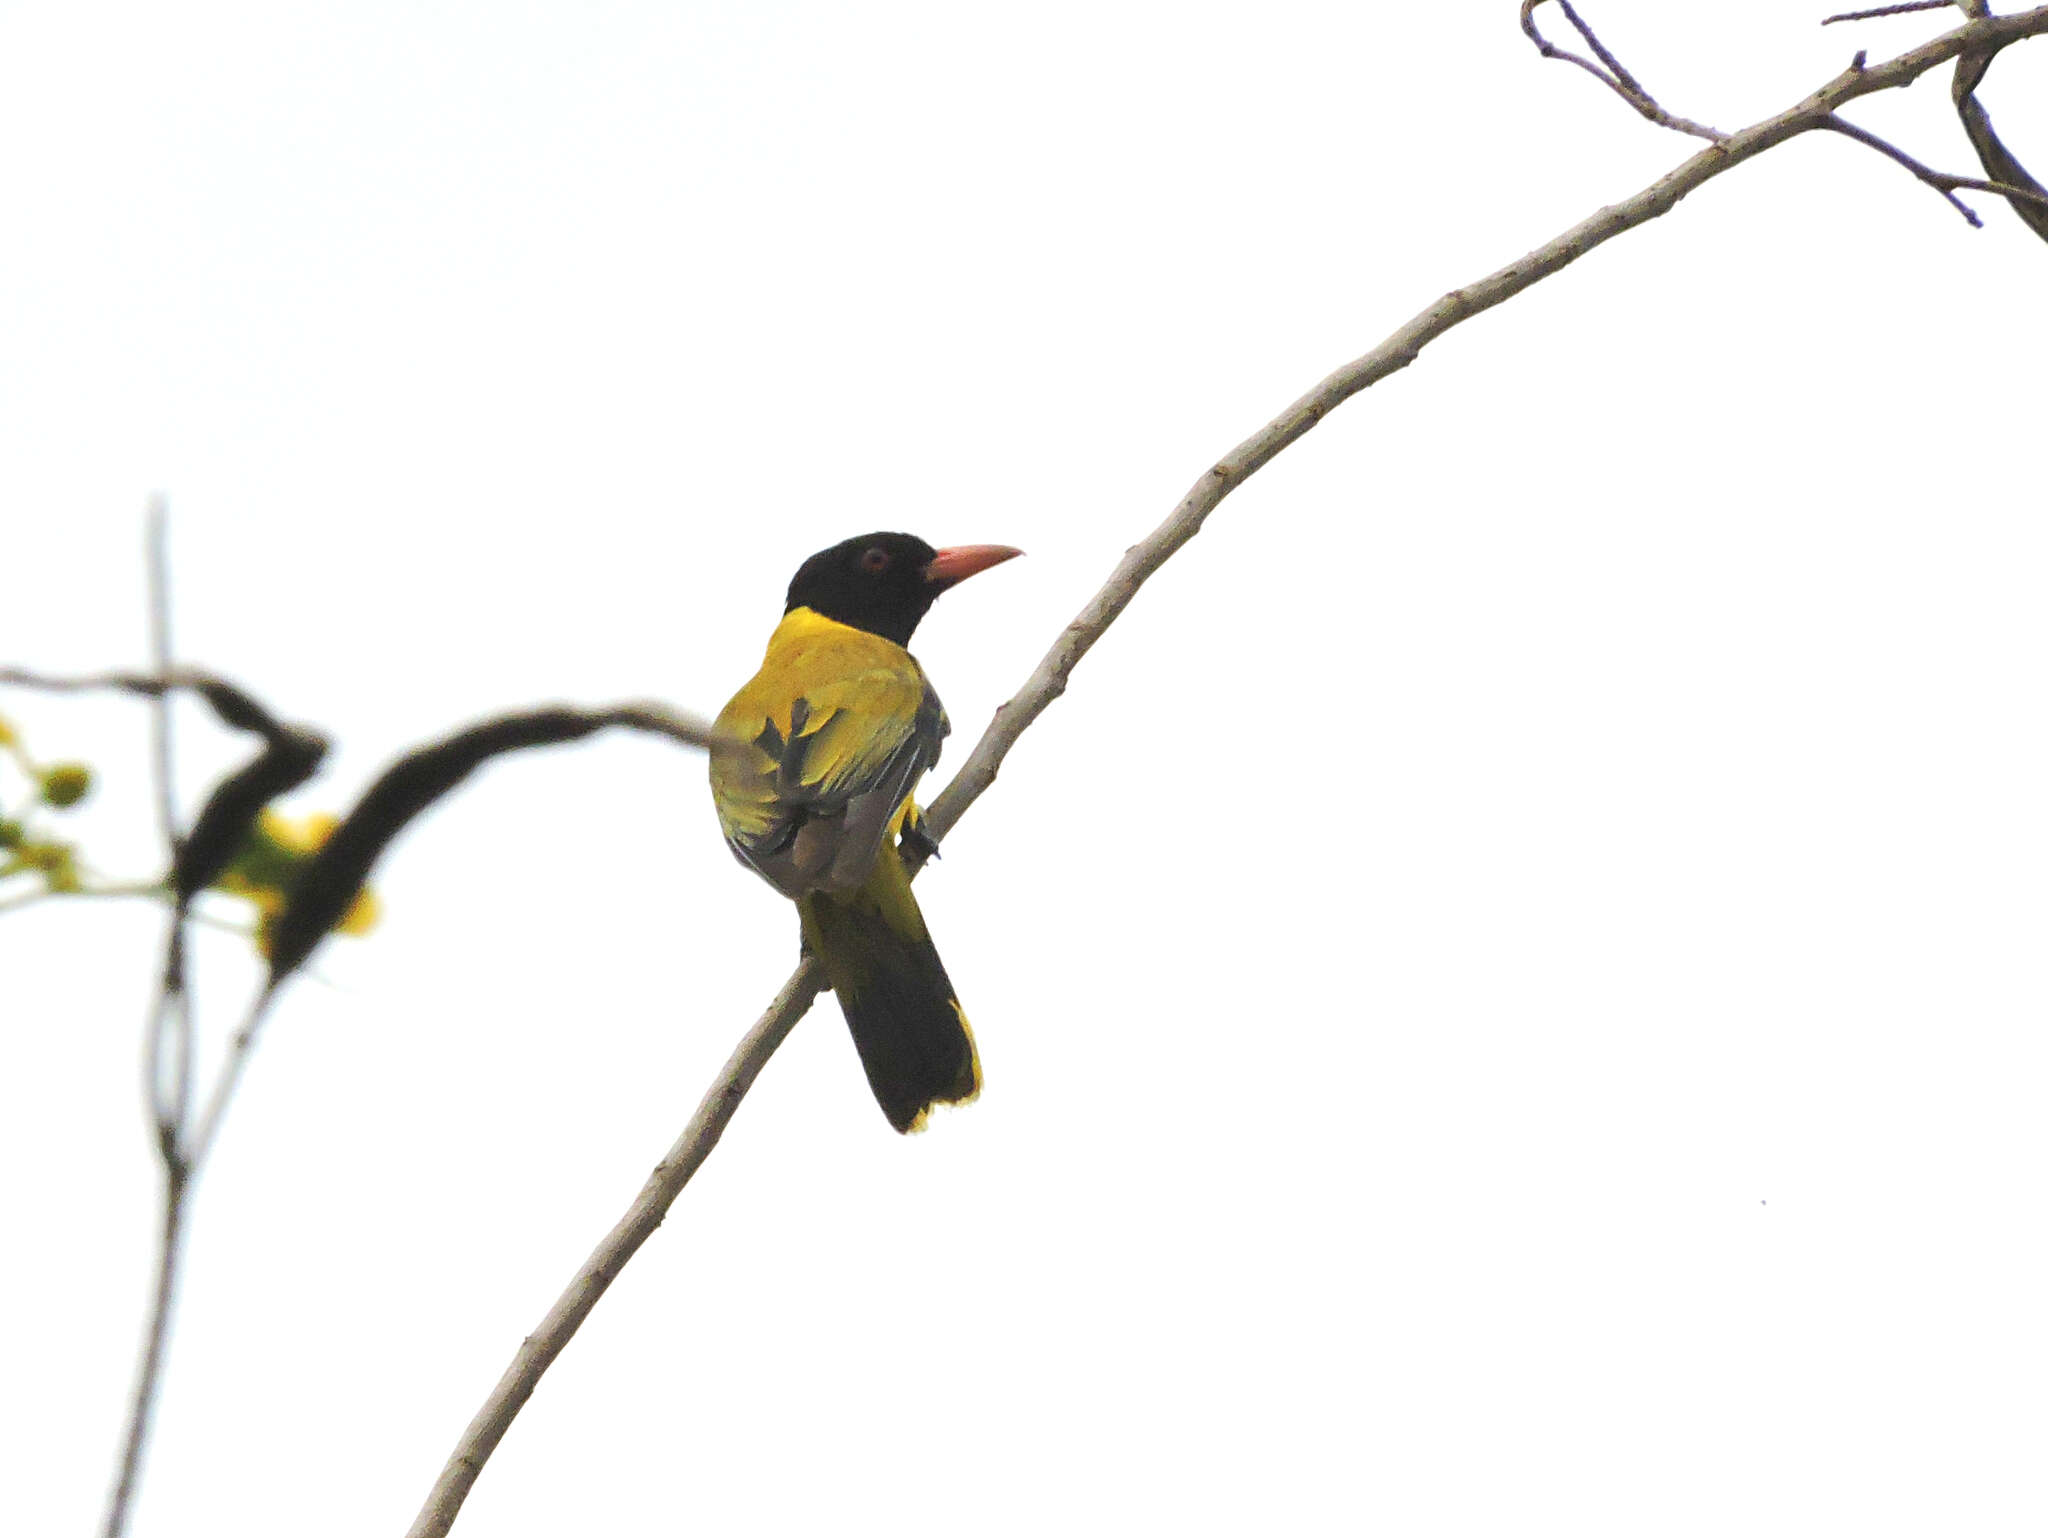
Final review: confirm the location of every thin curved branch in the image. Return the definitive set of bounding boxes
[1520,0,1726,140]
[0,665,329,910]
[1823,114,2048,223]
[404,8,2048,1535]
[261,702,720,989]
[103,501,192,1538]
[182,992,278,1175]
[404,964,824,1535]
[1824,1,1958,22]
[0,663,280,703]
[144,496,182,971]
[190,701,725,1170]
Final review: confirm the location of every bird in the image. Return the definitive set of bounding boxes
[709,532,1022,1132]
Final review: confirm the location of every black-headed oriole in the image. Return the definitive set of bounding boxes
[709,533,1021,1132]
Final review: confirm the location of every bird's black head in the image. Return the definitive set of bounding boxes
[785,532,1021,647]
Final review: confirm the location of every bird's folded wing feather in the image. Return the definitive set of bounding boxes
[711,621,947,896]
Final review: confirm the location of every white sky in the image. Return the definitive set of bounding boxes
[5,2,2047,1534]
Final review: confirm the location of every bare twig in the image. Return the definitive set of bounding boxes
[0,663,264,700]
[405,965,825,1534]
[105,1177,188,1538]
[1520,0,1727,140]
[145,500,179,926]
[142,976,189,1158]
[1822,115,2048,222]
[182,993,279,1175]
[1824,1,1959,23]
[102,501,192,1538]
[1527,0,2048,236]
[404,11,2048,1533]
[0,879,166,915]
[141,516,204,1178]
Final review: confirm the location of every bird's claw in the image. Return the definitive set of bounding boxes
[900,818,941,862]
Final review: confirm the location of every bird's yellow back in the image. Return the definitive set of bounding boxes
[709,606,947,898]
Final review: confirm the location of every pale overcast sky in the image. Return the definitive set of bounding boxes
[5,3,2047,1534]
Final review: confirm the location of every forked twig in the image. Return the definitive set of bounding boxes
[1824,1,1958,22]
[101,502,194,1538]
[1520,0,1726,140]
[1823,115,2048,223]
[1524,0,2048,232]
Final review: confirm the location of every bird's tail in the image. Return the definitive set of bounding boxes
[798,842,981,1133]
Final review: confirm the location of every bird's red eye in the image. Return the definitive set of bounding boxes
[860,547,890,573]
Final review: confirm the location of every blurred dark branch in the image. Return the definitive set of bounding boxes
[261,702,721,995]
[1524,0,2048,242]
[404,965,825,1535]
[0,662,326,900]
[186,700,723,1166]
[102,504,206,1538]
[8,649,720,1536]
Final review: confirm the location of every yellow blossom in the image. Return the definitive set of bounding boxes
[212,809,380,957]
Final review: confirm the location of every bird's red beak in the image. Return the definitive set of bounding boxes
[923,544,1023,591]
